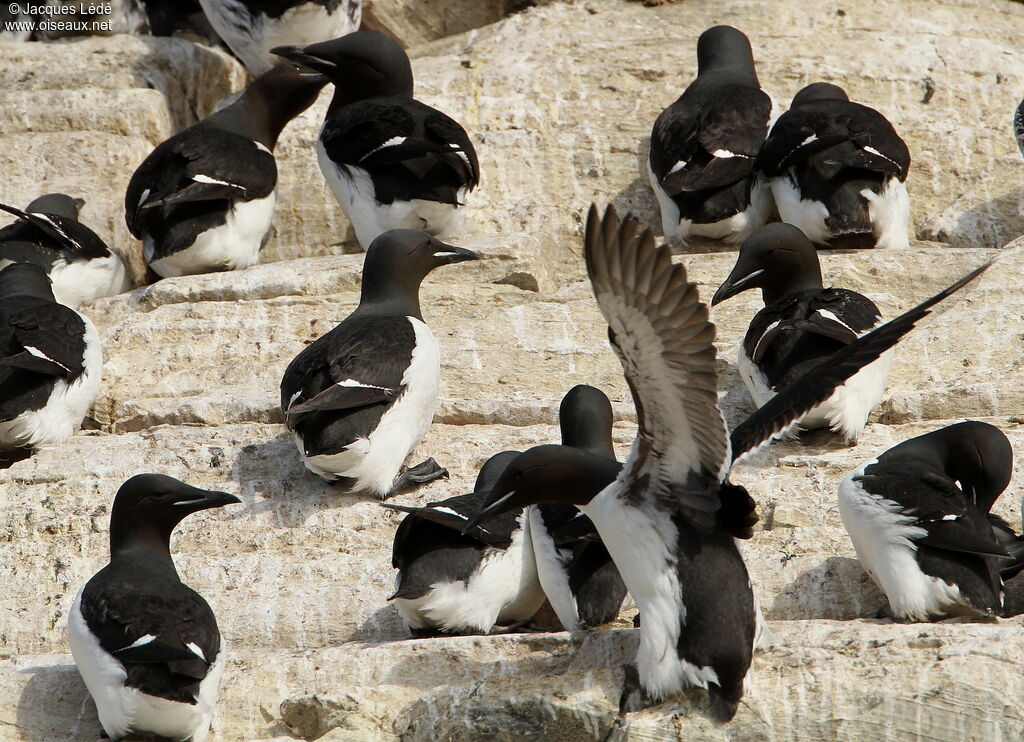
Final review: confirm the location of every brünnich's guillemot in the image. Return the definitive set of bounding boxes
[125,63,326,278]
[68,474,241,742]
[0,194,132,308]
[280,228,477,497]
[839,421,1024,621]
[273,31,481,249]
[0,262,102,451]
[759,82,911,249]
[711,222,891,443]
[465,205,988,719]
[648,26,773,245]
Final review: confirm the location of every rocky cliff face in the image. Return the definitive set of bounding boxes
[3,1,1024,740]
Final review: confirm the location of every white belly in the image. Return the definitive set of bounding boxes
[528,506,580,631]
[50,254,133,309]
[316,140,463,250]
[147,191,276,278]
[301,316,440,497]
[736,340,893,443]
[584,488,720,700]
[647,159,770,245]
[199,0,360,75]
[838,465,974,620]
[395,514,546,633]
[0,314,102,450]
[68,588,225,742]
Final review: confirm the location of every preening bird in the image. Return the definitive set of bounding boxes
[711,222,892,442]
[280,229,478,497]
[759,82,911,249]
[68,474,241,742]
[839,421,1024,620]
[465,205,987,719]
[273,31,480,249]
[647,25,772,245]
[0,194,131,308]
[126,63,326,278]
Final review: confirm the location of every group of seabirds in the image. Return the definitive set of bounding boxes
[1,4,1023,738]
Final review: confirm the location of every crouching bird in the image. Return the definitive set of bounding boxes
[464,205,988,720]
[281,229,477,497]
[68,474,240,741]
[840,421,1024,621]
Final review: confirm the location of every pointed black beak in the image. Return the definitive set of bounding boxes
[461,490,518,534]
[430,239,479,265]
[173,487,242,513]
[271,45,336,76]
[711,267,764,306]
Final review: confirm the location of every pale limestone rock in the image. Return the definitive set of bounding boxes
[361,0,530,46]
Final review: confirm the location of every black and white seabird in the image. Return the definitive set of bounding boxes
[0,194,132,308]
[272,31,481,250]
[465,205,987,719]
[125,63,326,278]
[69,474,240,742]
[281,228,477,497]
[1014,96,1024,160]
[647,25,772,245]
[0,262,102,450]
[198,0,362,75]
[839,421,1024,620]
[712,222,891,442]
[383,385,628,635]
[759,82,911,249]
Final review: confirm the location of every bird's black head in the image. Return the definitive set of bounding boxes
[934,422,1014,512]
[358,229,478,319]
[473,450,522,493]
[696,25,757,81]
[272,31,413,105]
[559,384,615,458]
[0,262,55,302]
[461,445,623,533]
[791,82,849,107]
[221,63,328,149]
[108,473,241,557]
[25,193,84,219]
[711,223,823,307]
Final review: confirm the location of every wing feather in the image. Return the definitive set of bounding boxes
[584,204,728,527]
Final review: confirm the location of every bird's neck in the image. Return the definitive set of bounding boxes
[110,529,179,578]
[207,94,282,150]
[761,264,823,305]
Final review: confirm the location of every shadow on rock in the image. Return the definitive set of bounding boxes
[16,662,99,741]
[767,556,883,620]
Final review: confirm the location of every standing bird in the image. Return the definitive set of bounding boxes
[759,82,911,249]
[465,206,987,718]
[383,385,628,635]
[280,229,477,497]
[711,223,890,442]
[272,31,480,249]
[126,64,326,278]
[0,194,132,308]
[647,25,772,246]
[839,422,1024,620]
[0,263,102,451]
[198,0,362,76]
[1014,96,1024,160]
[69,474,240,742]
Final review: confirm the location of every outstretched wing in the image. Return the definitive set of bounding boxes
[730,264,989,461]
[584,204,728,529]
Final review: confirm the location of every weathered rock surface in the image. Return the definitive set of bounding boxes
[2,0,1024,740]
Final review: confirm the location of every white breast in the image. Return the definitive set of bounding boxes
[838,464,972,620]
[395,513,546,633]
[68,588,225,741]
[50,253,133,309]
[302,316,440,497]
[316,139,463,250]
[528,506,580,631]
[148,191,276,278]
